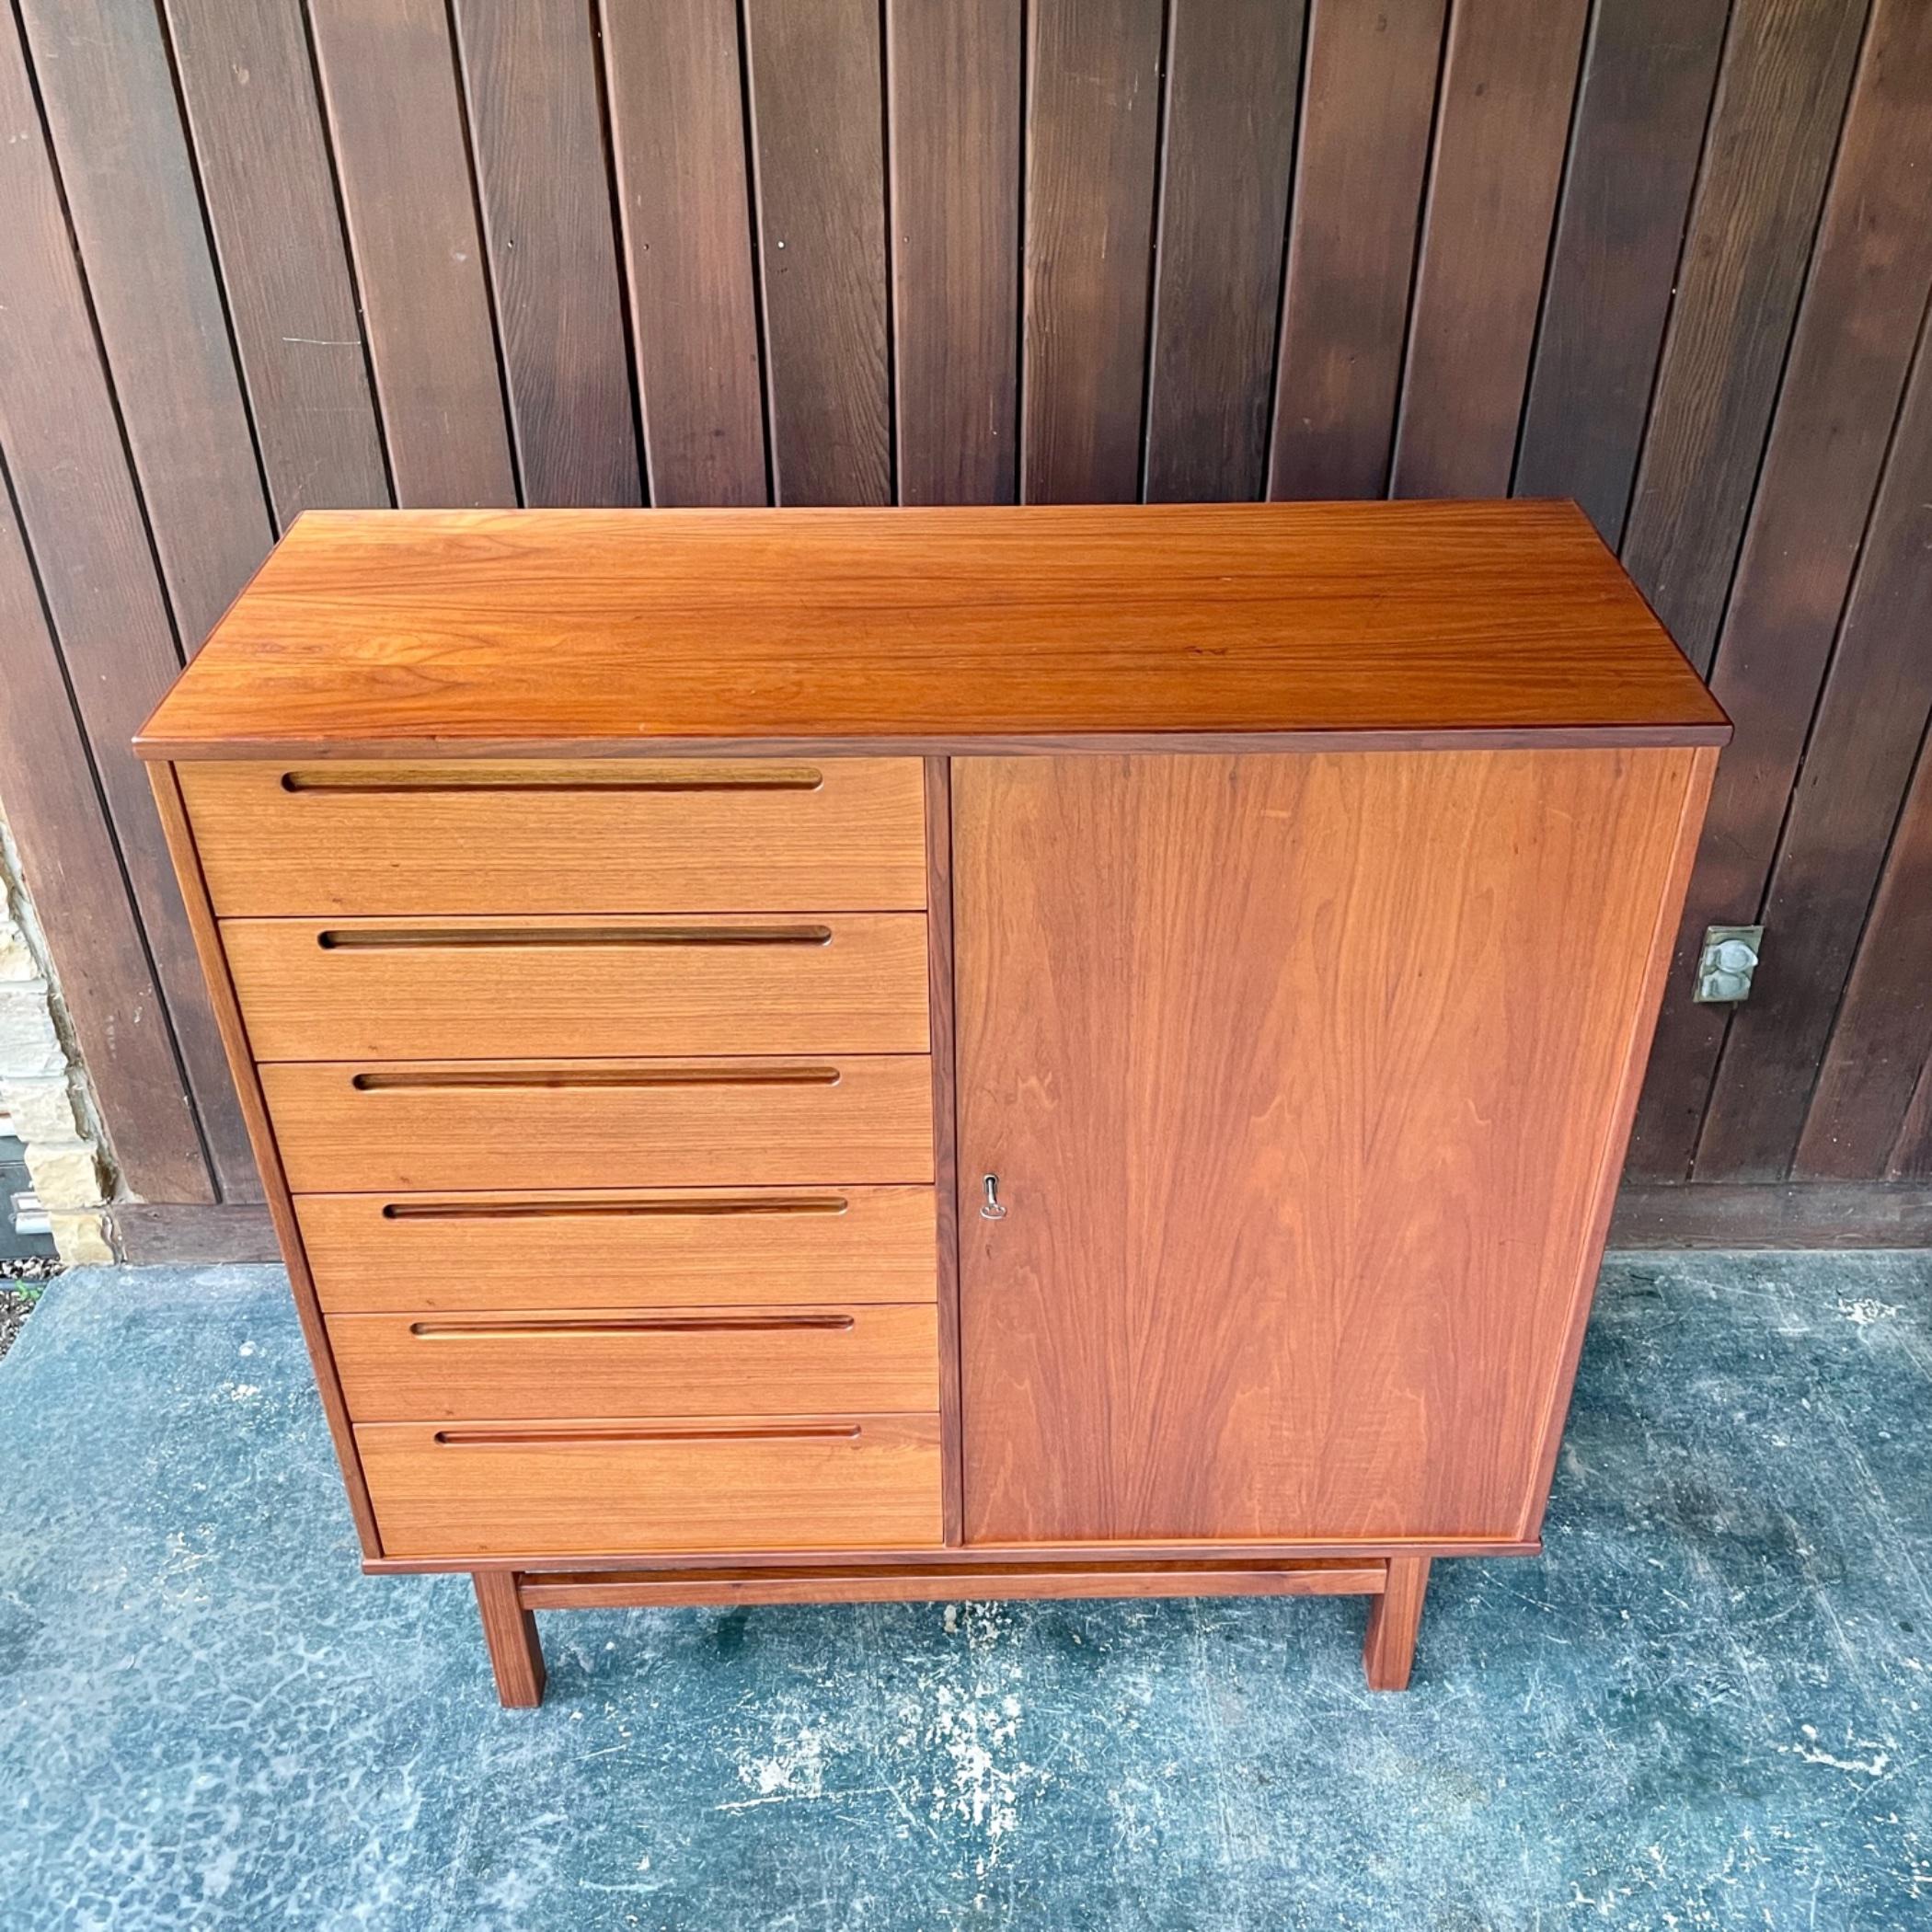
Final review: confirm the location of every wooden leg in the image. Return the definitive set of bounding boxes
[1363,1557,1430,1691]
[475,1571,546,1708]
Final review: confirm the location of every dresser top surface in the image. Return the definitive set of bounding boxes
[136,502,1730,758]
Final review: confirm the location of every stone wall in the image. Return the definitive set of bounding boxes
[0,808,115,1264]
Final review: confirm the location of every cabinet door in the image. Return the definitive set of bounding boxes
[952,749,1703,1546]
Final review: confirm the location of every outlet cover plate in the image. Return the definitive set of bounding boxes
[1696,925,1764,1003]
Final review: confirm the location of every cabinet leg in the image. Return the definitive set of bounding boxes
[475,1571,546,1708]
[1363,1557,1430,1691]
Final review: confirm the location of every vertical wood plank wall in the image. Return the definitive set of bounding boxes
[1,0,1928,1256]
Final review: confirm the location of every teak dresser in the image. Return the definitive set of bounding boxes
[136,503,1727,1705]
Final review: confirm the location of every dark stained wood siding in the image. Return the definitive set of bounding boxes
[742,0,892,506]
[1268,0,1443,501]
[1142,0,1305,502]
[1618,0,1870,675]
[1,0,1927,1246]
[1020,0,1165,502]
[600,0,766,507]
[1388,0,1589,498]
[308,0,518,507]
[1512,0,1729,542]
[163,0,391,526]
[452,0,643,508]
[887,0,1022,506]
[16,0,273,650]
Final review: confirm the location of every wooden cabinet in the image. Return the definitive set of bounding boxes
[137,502,1726,1704]
[953,750,1701,1547]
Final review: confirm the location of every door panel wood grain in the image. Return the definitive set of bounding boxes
[953,750,1700,1545]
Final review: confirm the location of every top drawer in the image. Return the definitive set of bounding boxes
[178,759,927,915]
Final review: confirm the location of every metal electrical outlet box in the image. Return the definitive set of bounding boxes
[1696,925,1764,1003]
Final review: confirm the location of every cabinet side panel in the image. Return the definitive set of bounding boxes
[953,748,1700,1544]
[147,762,384,1558]
[1516,742,1717,1536]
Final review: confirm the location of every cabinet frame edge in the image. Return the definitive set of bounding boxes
[1515,743,1721,1542]
[925,757,965,1544]
[147,759,385,1559]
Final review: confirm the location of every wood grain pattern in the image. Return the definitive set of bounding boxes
[1143,0,1303,501]
[146,764,383,1555]
[177,755,928,915]
[222,913,931,1060]
[1389,0,1589,497]
[162,0,391,525]
[262,1055,936,1193]
[1363,1555,1430,1691]
[0,16,247,1201]
[1517,744,1719,1530]
[17,0,272,647]
[1891,1056,1932,1179]
[953,748,1703,1544]
[0,0,1915,1229]
[297,1185,938,1314]
[519,1556,1388,1608]
[329,1304,938,1422]
[451,0,641,507]
[360,1413,944,1558]
[473,1570,545,1706]
[1705,331,1932,1178]
[886,0,1021,504]
[1512,0,1730,541]
[601,0,766,506]
[136,505,1728,758]
[0,483,207,1199]
[308,0,517,507]
[742,0,891,505]
[1020,0,1165,501]
[1620,0,1871,673]
[1632,0,1932,1181]
[1798,738,1932,1179]
[1268,0,1443,500]
[379,1529,1538,1576]
[114,1203,281,1265]
[1609,1179,1932,1249]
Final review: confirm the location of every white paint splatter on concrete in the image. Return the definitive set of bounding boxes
[1777,1723,1893,1777]
[1836,1296,1901,1327]
[738,1720,829,1803]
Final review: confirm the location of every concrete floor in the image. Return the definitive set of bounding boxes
[1,1255,1928,1930]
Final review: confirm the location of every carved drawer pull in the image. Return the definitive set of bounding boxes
[408,1315,857,1340]
[279,765,823,794]
[316,925,834,949]
[431,1422,864,1447]
[351,1065,842,1091]
[379,1194,850,1221]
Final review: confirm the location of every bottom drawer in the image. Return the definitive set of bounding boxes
[357,1414,943,1558]
[329,1304,940,1420]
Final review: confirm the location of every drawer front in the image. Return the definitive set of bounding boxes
[357,1415,944,1558]
[262,1057,936,1191]
[298,1185,938,1313]
[225,914,931,1060]
[329,1304,939,1420]
[179,758,927,915]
